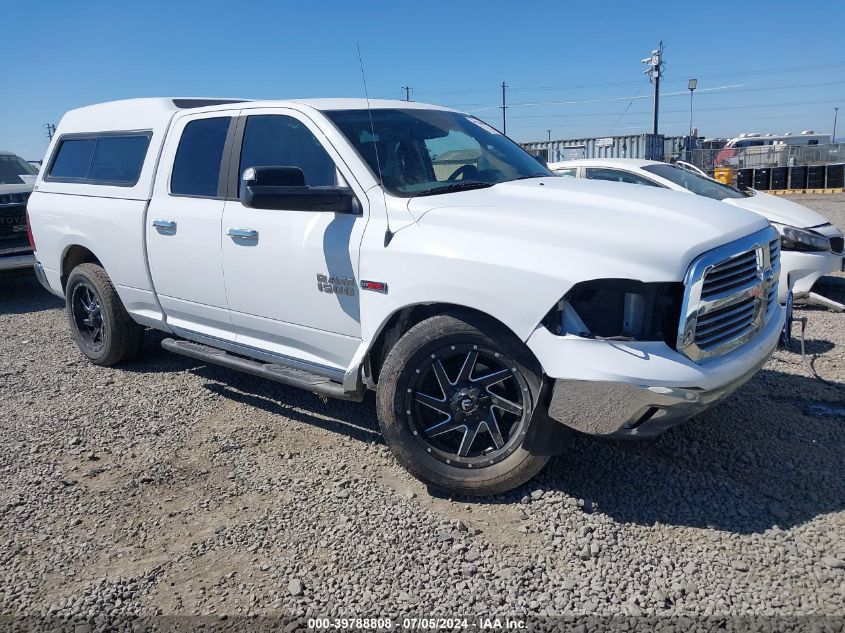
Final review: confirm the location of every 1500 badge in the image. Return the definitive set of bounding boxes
[317,274,355,296]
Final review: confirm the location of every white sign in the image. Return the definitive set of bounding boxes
[596,137,614,148]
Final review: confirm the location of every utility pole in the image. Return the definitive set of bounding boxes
[501,81,508,135]
[402,86,412,102]
[44,123,57,141]
[641,41,664,135]
[547,130,552,142]
[834,107,839,142]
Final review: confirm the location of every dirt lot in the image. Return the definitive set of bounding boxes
[1,194,844,629]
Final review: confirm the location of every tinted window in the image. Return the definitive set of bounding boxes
[171,117,231,197]
[554,168,577,178]
[642,163,746,200]
[0,153,39,185]
[88,136,149,183]
[49,135,150,185]
[239,115,336,193]
[50,139,96,179]
[585,167,660,186]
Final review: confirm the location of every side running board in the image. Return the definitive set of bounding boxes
[161,338,362,402]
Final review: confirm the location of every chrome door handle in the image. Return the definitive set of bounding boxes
[152,219,177,231]
[227,228,258,239]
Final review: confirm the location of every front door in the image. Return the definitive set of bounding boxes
[146,112,236,339]
[221,109,367,372]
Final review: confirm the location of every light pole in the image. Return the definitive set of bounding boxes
[688,78,698,139]
[547,130,551,142]
[834,107,839,142]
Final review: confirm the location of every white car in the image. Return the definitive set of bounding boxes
[28,98,782,496]
[550,158,845,310]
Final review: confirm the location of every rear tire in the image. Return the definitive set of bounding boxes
[65,263,144,366]
[376,311,549,496]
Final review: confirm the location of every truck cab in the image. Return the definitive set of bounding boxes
[27,98,783,496]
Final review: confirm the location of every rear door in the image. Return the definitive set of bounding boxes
[146,111,237,339]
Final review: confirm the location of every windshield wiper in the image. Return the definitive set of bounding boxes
[413,181,495,197]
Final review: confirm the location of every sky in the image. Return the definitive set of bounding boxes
[2,1,844,160]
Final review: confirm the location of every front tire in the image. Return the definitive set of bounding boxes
[65,263,144,366]
[376,311,549,496]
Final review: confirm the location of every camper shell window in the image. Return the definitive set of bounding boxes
[46,132,151,186]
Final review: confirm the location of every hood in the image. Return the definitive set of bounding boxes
[0,182,34,196]
[722,191,830,228]
[406,178,769,282]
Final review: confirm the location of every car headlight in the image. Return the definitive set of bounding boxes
[773,224,830,252]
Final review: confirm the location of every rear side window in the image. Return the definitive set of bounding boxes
[49,134,150,185]
[170,117,232,197]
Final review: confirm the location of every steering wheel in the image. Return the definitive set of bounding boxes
[447,164,480,181]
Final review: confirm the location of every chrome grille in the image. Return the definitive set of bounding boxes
[695,296,757,350]
[700,250,758,298]
[677,227,780,362]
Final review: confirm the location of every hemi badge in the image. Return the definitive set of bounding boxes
[360,280,388,294]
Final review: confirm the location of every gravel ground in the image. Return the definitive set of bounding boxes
[1,194,844,630]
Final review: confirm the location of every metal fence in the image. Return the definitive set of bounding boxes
[523,134,685,163]
[686,143,845,174]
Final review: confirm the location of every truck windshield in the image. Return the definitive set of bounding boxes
[326,109,551,197]
[641,163,747,200]
[0,153,38,185]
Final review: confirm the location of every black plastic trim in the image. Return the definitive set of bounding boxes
[172,99,249,109]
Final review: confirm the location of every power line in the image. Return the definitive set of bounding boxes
[408,60,845,98]
[459,79,845,114]
[510,97,845,120]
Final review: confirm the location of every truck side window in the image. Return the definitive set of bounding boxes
[171,117,231,197]
[239,115,337,193]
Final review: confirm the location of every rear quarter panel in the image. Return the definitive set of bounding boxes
[28,191,154,301]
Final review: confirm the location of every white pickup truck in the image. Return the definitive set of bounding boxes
[28,98,783,495]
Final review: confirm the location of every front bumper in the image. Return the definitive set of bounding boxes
[779,249,844,301]
[547,350,770,438]
[528,301,783,439]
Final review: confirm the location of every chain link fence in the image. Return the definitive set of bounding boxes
[686,143,845,174]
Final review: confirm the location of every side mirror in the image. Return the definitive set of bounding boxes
[240,166,361,214]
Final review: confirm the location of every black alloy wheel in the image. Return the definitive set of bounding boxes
[405,344,530,469]
[64,263,144,366]
[70,280,107,353]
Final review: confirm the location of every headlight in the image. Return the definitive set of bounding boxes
[773,224,830,252]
